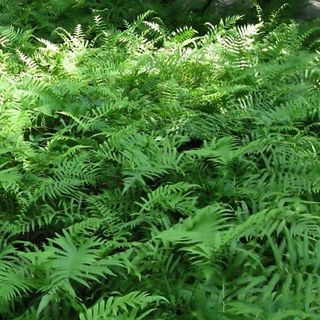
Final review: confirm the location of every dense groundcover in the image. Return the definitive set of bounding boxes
[0,0,312,36]
[0,6,320,320]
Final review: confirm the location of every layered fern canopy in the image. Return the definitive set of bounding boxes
[0,9,319,320]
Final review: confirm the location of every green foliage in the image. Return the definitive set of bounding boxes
[0,6,319,320]
[0,0,314,38]
[0,0,220,36]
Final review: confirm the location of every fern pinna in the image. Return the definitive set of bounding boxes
[0,9,319,320]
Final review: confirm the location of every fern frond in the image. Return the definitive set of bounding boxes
[79,291,167,320]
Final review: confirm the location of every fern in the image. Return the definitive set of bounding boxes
[80,291,167,320]
[0,8,320,320]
